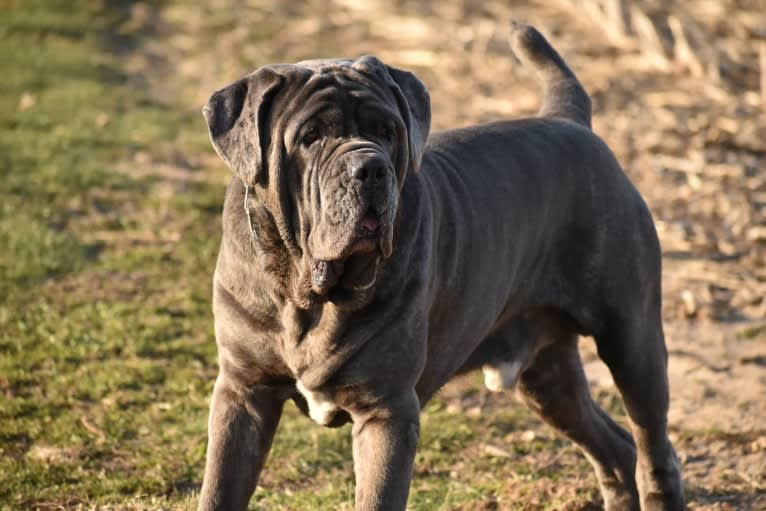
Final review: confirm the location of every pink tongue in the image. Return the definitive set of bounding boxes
[360,214,379,231]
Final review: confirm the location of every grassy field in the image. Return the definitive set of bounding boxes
[1,1,764,510]
[0,1,217,507]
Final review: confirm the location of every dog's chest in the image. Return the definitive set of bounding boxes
[281,303,351,426]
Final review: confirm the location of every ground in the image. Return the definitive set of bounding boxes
[0,0,764,510]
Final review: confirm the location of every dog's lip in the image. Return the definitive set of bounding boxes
[348,237,378,253]
[310,237,380,296]
[310,207,385,295]
[310,226,382,266]
[311,259,345,295]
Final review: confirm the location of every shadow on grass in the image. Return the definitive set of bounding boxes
[687,486,766,509]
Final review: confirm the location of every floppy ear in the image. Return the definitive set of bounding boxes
[385,65,431,175]
[202,68,283,185]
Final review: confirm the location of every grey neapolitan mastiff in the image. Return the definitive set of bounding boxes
[197,23,685,511]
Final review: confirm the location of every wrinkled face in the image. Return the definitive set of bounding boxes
[281,70,405,296]
[204,56,430,308]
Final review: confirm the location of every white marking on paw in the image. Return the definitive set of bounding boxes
[482,360,523,392]
[296,380,339,426]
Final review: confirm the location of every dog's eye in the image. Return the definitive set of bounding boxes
[301,128,321,147]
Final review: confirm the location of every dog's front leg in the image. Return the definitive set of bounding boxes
[351,389,420,511]
[198,375,285,511]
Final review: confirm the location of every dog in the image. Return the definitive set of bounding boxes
[197,24,685,511]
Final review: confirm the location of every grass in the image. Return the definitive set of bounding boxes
[0,1,605,509]
[0,0,218,507]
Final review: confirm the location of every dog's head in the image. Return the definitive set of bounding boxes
[204,56,430,309]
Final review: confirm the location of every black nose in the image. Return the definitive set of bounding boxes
[351,154,387,184]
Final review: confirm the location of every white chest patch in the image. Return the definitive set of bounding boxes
[482,360,523,392]
[296,380,340,426]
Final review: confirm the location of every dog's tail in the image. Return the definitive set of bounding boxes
[510,23,591,129]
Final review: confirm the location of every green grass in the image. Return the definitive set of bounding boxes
[0,2,602,509]
[0,0,218,507]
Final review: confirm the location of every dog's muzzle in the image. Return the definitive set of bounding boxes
[310,150,394,297]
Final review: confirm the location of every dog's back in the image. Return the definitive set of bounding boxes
[412,23,655,393]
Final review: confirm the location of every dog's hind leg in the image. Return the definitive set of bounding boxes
[594,310,685,511]
[517,324,640,511]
